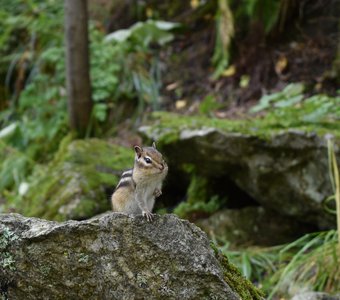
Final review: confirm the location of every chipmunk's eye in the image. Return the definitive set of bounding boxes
[144,157,152,164]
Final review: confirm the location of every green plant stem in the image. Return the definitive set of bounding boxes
[328,139,340,257]
[332,148,340,255]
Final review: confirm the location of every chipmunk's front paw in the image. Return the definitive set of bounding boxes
[153,188,162,198]
[142,210,154,222]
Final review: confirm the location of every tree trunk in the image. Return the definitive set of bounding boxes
[64,0,92,137]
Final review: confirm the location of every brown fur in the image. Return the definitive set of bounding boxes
[111,144,168,221]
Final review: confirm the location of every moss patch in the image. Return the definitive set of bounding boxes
[174,174,223,219]
[210,242,265,300]
[143,110,340,144]
[6,138,134,221]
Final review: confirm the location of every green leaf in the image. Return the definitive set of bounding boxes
[283,83,305,98]
[250,83,305,113]
[274,94,303,108]
[249,93,279,113]
[151,20,181,30]
[105,29,131,42]
[93,103,107,122]
[241,252,252,279]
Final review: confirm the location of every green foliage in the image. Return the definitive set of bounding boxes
[0,140,33,198]
[15,47,68,158]
[250,83,305,113]
[8,139,133,221]
[0,0,66,160]
[89,27,122,124]
[187,174,208,203]
[104,20,179,114]
[198,94,222,116]
[221,244,280,295]
[212,244,265,300]
[174,174,224,218]
[219,230,340,298]
[269,230,339,297]
[212,0,234,79]
[0,152,31,192]
[250,83,340,128]
[132,58,162,113]
[325,137,340,274]
[175,195,222,219]
[263,93,340,127]
[238,0,281,33]
[0,0,178,161]
[212,0,282,78]
[215,135,340,296]
[0,0,63,62]
[105,20,180,47]
[0,0,179,200]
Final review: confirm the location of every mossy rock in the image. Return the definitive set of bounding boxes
[12,138,133,221]
[0,213,264,300]
[140,112,340,229]
[211,243,264,300]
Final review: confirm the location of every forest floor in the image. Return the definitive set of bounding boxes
[156,2,339,118]
[105,0,339,147]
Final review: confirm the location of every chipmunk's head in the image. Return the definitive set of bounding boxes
[134,142,168,177]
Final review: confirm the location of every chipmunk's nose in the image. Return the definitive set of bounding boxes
[160,163,165,170]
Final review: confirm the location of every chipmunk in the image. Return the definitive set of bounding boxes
[111,142,168,221]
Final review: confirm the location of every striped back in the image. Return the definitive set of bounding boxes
[115,169,135,191]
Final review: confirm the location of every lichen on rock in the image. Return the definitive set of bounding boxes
[0,213,263,300]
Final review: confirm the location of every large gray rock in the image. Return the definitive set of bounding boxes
[141,122,339,228]
[0,213,263,300]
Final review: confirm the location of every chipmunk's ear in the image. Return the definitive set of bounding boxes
[134,146,143,158]
[152,141,157,149]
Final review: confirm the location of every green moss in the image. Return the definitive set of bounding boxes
[187,175,208,203]
[174,196,222,219]
[147,108,340,144]
[174,174,224,219]
[147,112,267,141]
[210,242,264,300]
[8,138,134,221]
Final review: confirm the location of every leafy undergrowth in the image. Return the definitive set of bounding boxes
[0,0,180,162]
[1,138,133,221]
[145,86,340,143]
[219,230,339,299]
[250,83,340,131]
[0,0,180,205]
[221,140,340,298]
[210,242,265,300]
[173,173,225,220]
[146,90,340,143]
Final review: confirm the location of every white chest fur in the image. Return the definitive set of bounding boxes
[135,174,164,211]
